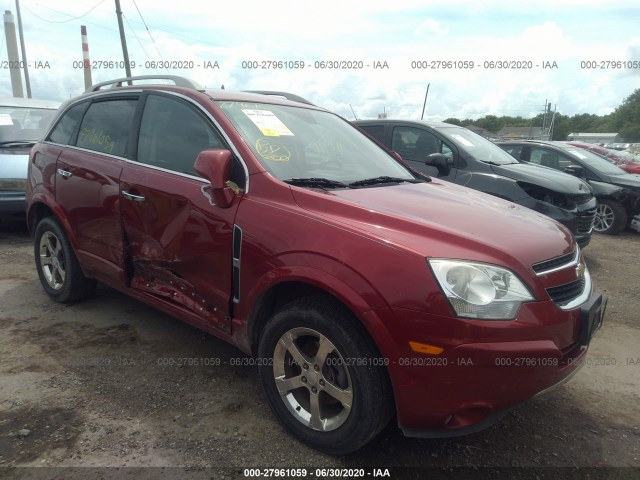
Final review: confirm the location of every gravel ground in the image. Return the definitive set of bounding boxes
[0,221,639,480]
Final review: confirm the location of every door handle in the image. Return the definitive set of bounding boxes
[122,190,145,202]
[57,168,72,178]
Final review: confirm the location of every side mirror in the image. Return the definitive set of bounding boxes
[425,153,451,176]
[564,165,585,178]
[194,149,236,208]
[390,151,403,162]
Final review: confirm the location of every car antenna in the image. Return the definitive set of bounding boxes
[349,104,358,120]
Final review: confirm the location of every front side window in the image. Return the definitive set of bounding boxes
[392,126,450,161]
[217,101,413,183]
[530,148,562,169]
[137,94,225,175]
[501,144,523,160]
[76,99,137,156]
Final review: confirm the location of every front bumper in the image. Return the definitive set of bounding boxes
[374,290,605,437]
[0,193,26,220]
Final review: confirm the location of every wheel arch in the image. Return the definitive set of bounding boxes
[27,196,79,250]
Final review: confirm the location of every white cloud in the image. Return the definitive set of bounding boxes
[0,0,638,121]
[415,19,448,36]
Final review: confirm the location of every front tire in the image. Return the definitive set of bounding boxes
[258,296,393,454]
[34,217,96,303]
[593,199,627,235]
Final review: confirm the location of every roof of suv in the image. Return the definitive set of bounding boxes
[79,76,319,110]
[353,119,456,129]
[0,97,61,109]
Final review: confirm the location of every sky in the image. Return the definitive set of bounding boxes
[0,0,639,122]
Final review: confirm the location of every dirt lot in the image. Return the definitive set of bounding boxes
[0,221,639,480]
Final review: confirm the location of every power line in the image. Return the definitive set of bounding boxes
[131,0,165,65]
[24,0,107,24]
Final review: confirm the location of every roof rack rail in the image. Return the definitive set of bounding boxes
[243,90,314,106]
[87,75,204,92]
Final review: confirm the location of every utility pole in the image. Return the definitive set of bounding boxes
[81,26,93,90]
[114,0,132,81]
[421,83,430,120]
[15,0,31,98]
[3,10,23,97]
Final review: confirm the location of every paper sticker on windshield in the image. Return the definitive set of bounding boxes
[256,138,291,162]
[0,114,14,126]
[451,134,474,147]
[242,109,294,137]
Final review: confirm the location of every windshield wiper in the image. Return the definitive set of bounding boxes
[284,177,352,189]
[349,176,423,187]
[0,140,36,147]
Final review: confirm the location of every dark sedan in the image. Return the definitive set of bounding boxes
[353,120,596,247]
[498,140,640,235]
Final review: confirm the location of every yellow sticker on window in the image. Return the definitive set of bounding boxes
[242,109,294,137]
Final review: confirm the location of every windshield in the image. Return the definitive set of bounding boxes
[0,106,58,143]
[564,147,628,175]
[439,126,519,165]
[217,101,414,183]
[606,148,640,163]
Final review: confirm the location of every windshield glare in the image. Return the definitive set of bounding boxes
[440,126,519,165]
[564,148,628,175]
[0,107,58,143]
[217,101,414,183]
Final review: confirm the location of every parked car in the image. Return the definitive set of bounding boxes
[568,141,640,174]
[352,120,596,247]
[0,97,60,223]
[27,76,605,454]
[498,140,640,235]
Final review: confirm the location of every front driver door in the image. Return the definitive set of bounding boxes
[119,92,243,333]
[390,125,457,180]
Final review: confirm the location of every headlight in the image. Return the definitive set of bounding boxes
[428,259,534,320]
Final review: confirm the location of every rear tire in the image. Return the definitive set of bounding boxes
[34,217,96,303]
[258,296,393,454]
[593,199,627,235]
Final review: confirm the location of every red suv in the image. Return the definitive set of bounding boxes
[27,76,605,454]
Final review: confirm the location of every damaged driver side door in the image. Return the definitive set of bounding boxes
[119,92,241,333]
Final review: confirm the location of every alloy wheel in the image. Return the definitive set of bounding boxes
[39,231,66,290]
[594,203,614,232]
[272,327,353,432]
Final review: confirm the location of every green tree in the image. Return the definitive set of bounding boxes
[443,117,463,126]
[610,89,640,141]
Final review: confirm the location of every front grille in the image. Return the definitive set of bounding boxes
[546,278,586,306]
[532,250,576,274]
[576,209,596,234]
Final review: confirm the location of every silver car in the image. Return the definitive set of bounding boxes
[0,97,60,222]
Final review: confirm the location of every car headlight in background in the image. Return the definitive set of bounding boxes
[428,259,534,320]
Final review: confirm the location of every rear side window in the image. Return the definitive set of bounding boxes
[358,125,385,143]
[76,99,138,156]
[47,102,87,145]
[137,94,225,175]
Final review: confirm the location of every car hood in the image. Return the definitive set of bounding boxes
[0,151,29,180]
[491,163,591,194]
[290,180,574,270]
[609,173,640,189]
